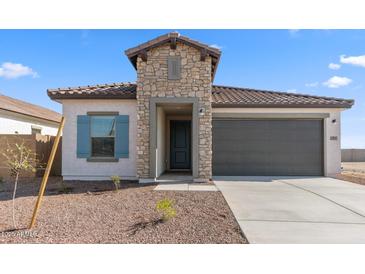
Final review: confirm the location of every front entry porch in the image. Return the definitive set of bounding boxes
[148,97,199,182]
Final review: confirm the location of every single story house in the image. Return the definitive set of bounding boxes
[48,32,354,182]
[0,93,61,136]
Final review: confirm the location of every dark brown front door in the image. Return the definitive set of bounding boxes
[170,120,191,169]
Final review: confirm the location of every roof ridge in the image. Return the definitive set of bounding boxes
[212,84,354,103]
[125,32,221,56]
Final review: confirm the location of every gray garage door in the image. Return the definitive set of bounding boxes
[212,119,323,176]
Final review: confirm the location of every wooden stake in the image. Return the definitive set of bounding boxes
[29,116,65,229]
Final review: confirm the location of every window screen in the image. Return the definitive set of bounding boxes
[90,116,116,157]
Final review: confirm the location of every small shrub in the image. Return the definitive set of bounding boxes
[156,198,176,222]
[110,175,121,191]
[2,142,37,229]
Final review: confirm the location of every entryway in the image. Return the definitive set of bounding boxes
[150,97,199,180]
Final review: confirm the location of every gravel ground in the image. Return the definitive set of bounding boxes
[0,178,247,244]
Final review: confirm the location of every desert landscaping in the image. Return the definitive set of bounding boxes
[0,178,247,244]
[335,162,365,186]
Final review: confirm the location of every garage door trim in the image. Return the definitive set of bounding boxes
[212,112,330,119]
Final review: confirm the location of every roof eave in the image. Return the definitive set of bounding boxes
[47,93,137,100]
[212,103,354,109]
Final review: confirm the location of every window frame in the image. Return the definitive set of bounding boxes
[87,112,119,161]
[31,125,42,135]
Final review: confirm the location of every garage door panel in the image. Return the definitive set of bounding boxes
[212,119,323,176]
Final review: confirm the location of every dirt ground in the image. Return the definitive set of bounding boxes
[341,162,365,173]
[334,162,365,186]
[0,177,247,244]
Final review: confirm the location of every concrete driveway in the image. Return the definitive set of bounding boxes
[214,177,365,243]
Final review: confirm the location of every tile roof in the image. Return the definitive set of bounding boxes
[212,85,354,108]
[47,82,136,99]
[0,93,62,123]
[124,32,221,80]
[47,82,354,108]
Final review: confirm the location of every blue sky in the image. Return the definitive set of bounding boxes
[0,30,364,148]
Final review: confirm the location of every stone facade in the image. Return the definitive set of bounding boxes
[136,42,212,180]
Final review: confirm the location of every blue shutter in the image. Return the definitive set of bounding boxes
[77,115,91,158]
[115,115,129,158]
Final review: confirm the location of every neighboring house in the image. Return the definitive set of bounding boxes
[48,32,354,182]
[0,93,61,135]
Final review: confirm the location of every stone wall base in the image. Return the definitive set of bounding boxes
[138,178,156,184]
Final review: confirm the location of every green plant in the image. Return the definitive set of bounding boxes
[110,175,121,191]
[2,142,37,229]
[156,198,176,221]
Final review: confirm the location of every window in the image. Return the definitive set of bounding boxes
[90,116,116,157]
[31,126,42,135]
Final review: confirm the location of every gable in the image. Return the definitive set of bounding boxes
[125,32,221,81]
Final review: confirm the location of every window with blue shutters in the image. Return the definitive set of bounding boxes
[77,114,129,159]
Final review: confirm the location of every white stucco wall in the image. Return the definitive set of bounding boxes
[60,100,345,180]
[61,99,137,181]
[213,107,345,176]
[0,110,59,136]
[156,107,166,177]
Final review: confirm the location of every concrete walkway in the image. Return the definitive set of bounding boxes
[154,182,217,191]
[154,172,218,191]
[214,177,365,243]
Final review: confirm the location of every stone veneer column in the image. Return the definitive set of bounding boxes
[136,43,212,180]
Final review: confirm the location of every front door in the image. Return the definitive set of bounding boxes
[170,120,191,169]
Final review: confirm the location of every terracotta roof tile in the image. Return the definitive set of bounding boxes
[212,85,354,108]
[47,82,136,99]
[47,82,354,108]
[0,93,61,123]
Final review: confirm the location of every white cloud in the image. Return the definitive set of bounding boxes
[340,54,365,68]
[323,76,352,88]
[287,89,297,93]
[209,44,222,50]
[305,82,318,88]
[0,62,38,79]
[328,63,341,70]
